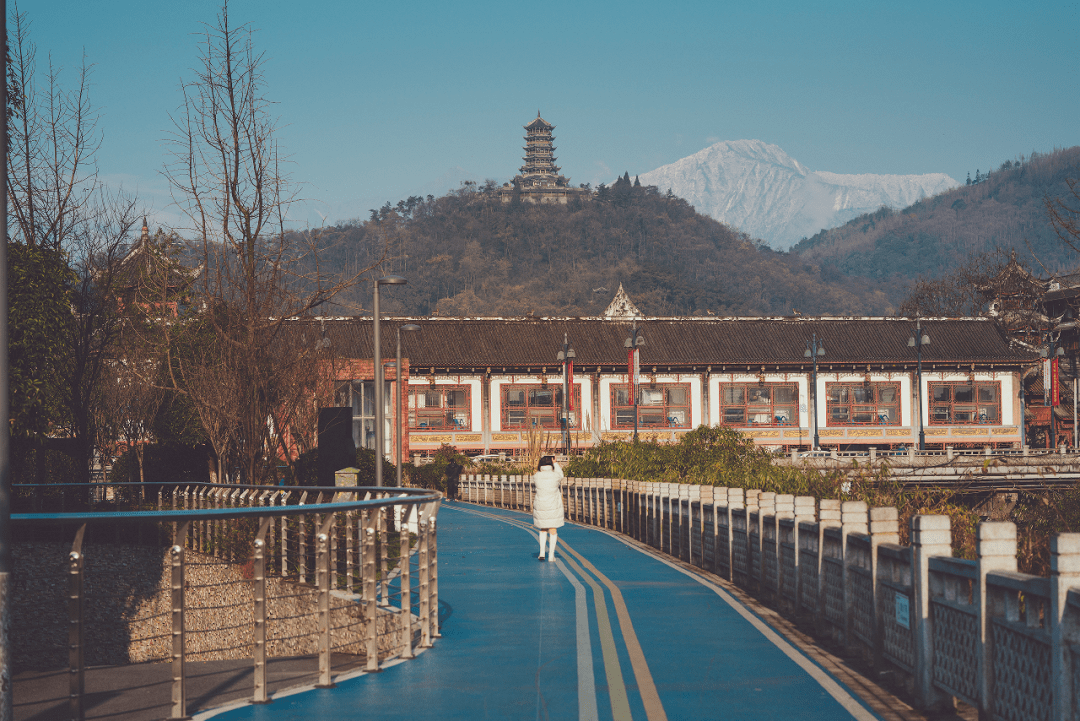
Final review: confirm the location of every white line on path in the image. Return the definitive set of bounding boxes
[554,558,601,721]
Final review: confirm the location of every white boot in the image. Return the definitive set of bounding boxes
[537,531,548,560]
[548,532,559,562]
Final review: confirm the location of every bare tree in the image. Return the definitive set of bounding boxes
[164,3,378,485]
[6,7,142,485]
[97,356,164,497]
[898,249,1020,318]
[1047,178,1080,253]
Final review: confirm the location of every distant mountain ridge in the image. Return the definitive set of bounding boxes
[788,146,1080,300]
[635,139,957,249]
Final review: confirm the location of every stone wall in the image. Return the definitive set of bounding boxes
[14,542,400,672]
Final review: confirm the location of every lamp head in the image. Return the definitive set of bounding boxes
[567,348,576,359]
[557,350,565,361]
[817,344,825,356]
[908,336,916,348]
[636,336,645,347]
[804,347,813,358]
[377,274,407,286]
[624,337,633,349]
[921,333,930,345]
[1057,346,1066,357]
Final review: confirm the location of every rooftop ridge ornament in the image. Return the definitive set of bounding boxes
[602,283,643,320]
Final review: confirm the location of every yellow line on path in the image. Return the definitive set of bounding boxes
[559,541,669,721]
[559,553,633,721]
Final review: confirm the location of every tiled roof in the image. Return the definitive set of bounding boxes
[286,316,1034,369]
[524,114,554,131]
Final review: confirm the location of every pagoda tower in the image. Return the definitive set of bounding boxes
[519,114,560,183]
[500,112,589,205]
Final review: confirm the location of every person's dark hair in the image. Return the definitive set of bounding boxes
[537,455,555,470]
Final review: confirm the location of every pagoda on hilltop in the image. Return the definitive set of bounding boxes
[499,112,590,205]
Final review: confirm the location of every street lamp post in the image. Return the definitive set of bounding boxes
[908,319,930,451]
[556,333,576,455]
[624,321,645,442]
[373,275,407,486]
[804,334,825,451]
[1018,387,1026,449]
[396,324,421,486]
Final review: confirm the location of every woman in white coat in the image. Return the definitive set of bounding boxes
[532,455,565,561]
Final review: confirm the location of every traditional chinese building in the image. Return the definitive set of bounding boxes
[983,256,1080,447]
[113,218,201,316]
[288,287,1034,459]
[498,113,590,205]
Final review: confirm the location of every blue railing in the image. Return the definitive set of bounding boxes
[12,482,441,720]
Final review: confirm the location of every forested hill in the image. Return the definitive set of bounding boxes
[315,177,894,318]
[789,146,1080,304]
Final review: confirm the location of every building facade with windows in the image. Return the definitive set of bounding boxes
[288,310,1033,460]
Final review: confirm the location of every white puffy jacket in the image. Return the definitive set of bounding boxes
[532,463,565,528]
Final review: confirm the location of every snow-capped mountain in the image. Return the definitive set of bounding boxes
[635,140,958,249]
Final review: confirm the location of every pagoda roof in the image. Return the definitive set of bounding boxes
[114,221,201,291]
[525,112,554,131]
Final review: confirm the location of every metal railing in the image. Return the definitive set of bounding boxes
[13,482,441,720]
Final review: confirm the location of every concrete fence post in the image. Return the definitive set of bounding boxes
[724,488,744,581]
[816,499,842,633]
[975,521,1016,717]
[911,514,952,711]
[657,482,666,552]
[745,490,762,591]
[709,486,724,575]
[694,485,709,568]
[772,494,794,602]
[680,484,692,562]
[841,501,869,647]
[645,481,653,547]
[791,496,816,609]
[656,481,665,556]
[869,507,899,669]
[1051,533,1080,721]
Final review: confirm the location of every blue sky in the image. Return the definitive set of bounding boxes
[18,0,1080,231]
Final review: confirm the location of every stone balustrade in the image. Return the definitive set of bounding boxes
[460,472,1079,720]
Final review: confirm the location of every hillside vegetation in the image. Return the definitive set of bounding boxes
[790,147,1080,305]
[316,176,893,317]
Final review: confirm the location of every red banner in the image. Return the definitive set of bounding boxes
[567,361,574,412]
[1052,356,1060,406]
[628,348,636,399]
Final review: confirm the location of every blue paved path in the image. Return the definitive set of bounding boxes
[206,503,881,720]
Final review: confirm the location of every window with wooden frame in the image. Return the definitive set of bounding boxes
[826,382,901,425]
[718,382,797,426]
[610,383,691,429]
[501,384,582,429]
[408,385,471,430]
[929,382,1000,424]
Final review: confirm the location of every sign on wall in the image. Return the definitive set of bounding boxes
[895,592,910,629]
